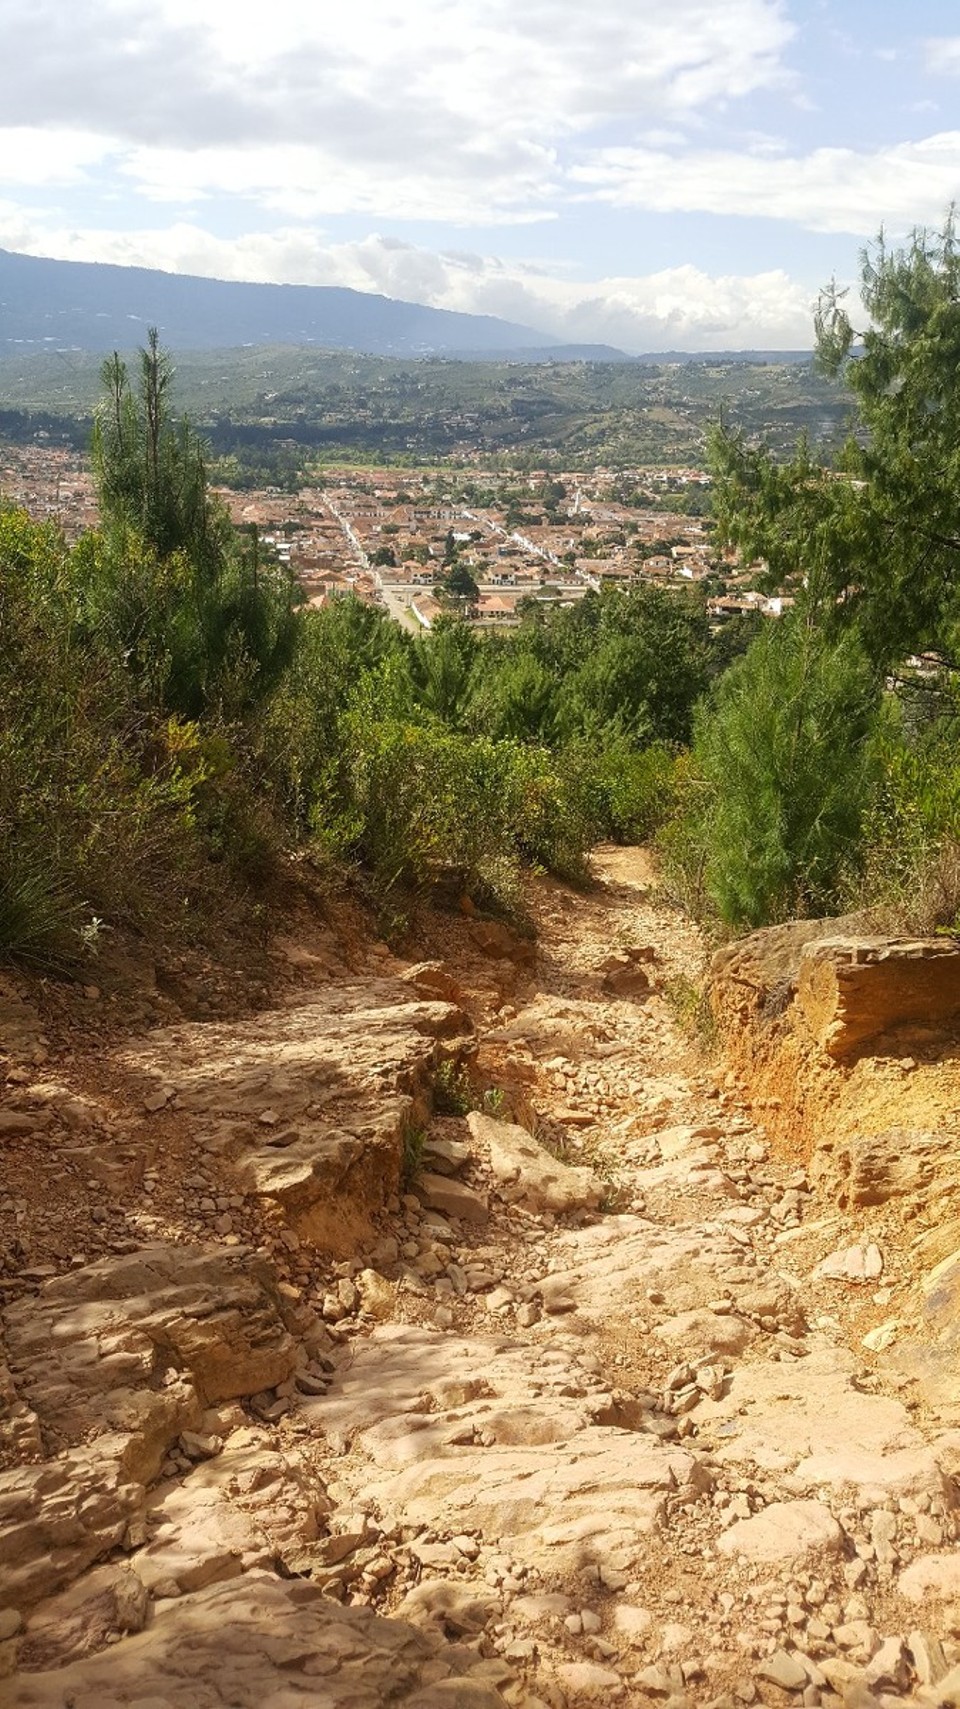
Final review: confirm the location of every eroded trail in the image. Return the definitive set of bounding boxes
[2,850,960,1707]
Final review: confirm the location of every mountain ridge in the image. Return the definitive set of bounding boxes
[0,247,596,359]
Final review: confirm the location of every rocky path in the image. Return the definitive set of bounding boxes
[2,849,960,1707]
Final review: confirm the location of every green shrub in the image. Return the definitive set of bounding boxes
[850,710,960,931]
[568,738,682,844]
[0,505,259,965]
[680,619,880,929]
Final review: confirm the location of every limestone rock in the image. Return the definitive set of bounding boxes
[597,949,654,997]
[814,1243,884,1283]
[797,935,960,1060]
[927,1665,960,1708]
[396,1579,499,1637]
[0,1443,144,1609]
[19,1565,148,1669]
[416,1172,488,1225]
[899,1552,960,1601]
[891,1248,960,1416]
[356,1268,397,1319]
[307,1323,707,1577]
[131,1431,327,1596]
[820,1127,957,1208]
[718,1499,844,1565]
[0,1244,312,1611]
[708,917,863,1034]
[863,1637,911,1692]
[406,1684,509,1709]
[694,1344,953,1505]
[555,1660,625,1699]
[115,979,470,1249]
[9,1572,465,1706]
[466,1111,601,1214]
[908,1628,948,1687]
[3,1243,302,1464]
[654,1308,754,1360]
[613,1603,655,1645]
[756,1650,807,1692]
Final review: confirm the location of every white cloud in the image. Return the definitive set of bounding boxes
[573,132,960,234]
[0,215,818,350]
[0,0,794,221]
[0,129,113,189]
[924,37,960,76]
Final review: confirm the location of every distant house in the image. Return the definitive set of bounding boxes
[411,594,443,630]
[475,594,518,623]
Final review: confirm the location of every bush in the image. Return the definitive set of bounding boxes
[569,738,683,844]
[850,710,960,932]
[680,619,881,929]
[0,505,271,967]
[337,718,593,910]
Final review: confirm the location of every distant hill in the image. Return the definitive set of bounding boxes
[0,248,621,360]
[632,348,814,365]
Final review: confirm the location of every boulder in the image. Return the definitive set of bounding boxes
[415,1172,488,1225]
[653,1307,755,1359]
[466,1111,601,1214]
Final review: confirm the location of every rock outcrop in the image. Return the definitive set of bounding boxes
[797,935,960,1059]
[0,1241,318,1609]
[11,1572,510,1708]
[115,979,471,1249]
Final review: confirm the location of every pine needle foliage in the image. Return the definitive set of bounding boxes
[690,618,880,928]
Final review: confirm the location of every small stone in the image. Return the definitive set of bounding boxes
[486,1286,515,1313]
[863,1636,910,1691]
[178,1431,221,1460]
[832,1620,877,1653]
[756,1651,807,1692]
[612,1605,654,1646]
[908,1627,948,1687]
[862,1319,899,1352]
[555,1661,624,1698]
[636,1664,673,1695]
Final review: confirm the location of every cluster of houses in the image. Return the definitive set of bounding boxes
[215,464,757,631]
[3,445,789,631]
[0,443,97,539]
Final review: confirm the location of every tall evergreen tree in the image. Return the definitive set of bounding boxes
[710,214,960,669]
[88,330,299,716]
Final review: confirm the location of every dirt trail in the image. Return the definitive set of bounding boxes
[3,849,960,1707]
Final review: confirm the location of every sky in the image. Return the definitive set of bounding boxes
[1,0,959,351]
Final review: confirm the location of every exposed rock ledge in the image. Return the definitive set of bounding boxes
[708,919,960,1423]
